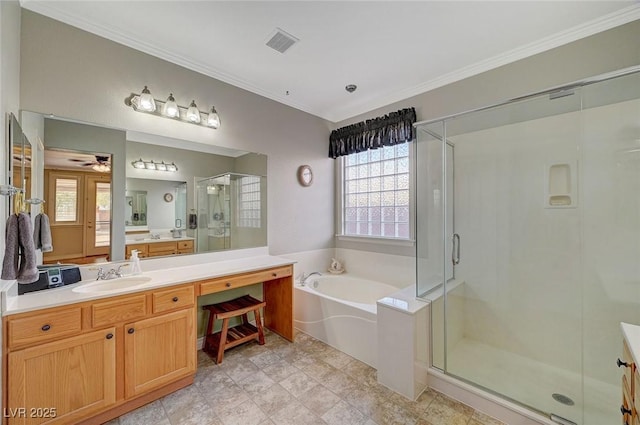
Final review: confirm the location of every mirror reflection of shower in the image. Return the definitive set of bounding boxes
[195,173,266,253]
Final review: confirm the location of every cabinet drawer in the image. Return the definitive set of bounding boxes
[92,294,147,327]
[148,242,177,253]
[126,244,148,258]
[153,286,195,314]
[177,240,193,250]
[200,265,292,295]
[8,307,82,349]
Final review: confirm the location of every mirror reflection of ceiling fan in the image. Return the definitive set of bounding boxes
[68,155,111,173]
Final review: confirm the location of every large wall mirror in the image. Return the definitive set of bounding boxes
[19,112,267,265]
[7,113,32,212]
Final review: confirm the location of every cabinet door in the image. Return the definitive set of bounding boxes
[124,308,196,397]
[7,328,116,425]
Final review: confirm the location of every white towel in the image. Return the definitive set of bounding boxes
[33,213,53,252]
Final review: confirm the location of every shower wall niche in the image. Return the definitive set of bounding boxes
[546,161,577,208]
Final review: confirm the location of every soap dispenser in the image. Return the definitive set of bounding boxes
[130,250,142,275]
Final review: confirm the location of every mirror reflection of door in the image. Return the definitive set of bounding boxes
[86,176,111,257]
[43,149,112,264]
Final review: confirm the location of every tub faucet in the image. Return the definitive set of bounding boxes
[300,271,322,286]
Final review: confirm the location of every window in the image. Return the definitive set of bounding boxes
[54,178,79,222]
[342,143,411,239]
[237,176,261,228]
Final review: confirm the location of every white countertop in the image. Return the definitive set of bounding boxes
[2,254,295,316]
[125,236,195,245]
[621,322,640,366]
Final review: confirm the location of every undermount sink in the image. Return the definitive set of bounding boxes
[72,276,153,294]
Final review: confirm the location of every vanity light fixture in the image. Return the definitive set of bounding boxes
[131,158,178,172]
[125,86,221,129]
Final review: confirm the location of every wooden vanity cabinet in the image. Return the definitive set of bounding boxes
[7,328,116,425]
[125,240,194,259]
[3,284,196,425]
[621,340,639,425]
[124,308,195,397]
[2,262,293,425]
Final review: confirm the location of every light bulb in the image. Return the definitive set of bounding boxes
[163,93,179,118]
[207,106,220,129]
[138,86,156,112]
[144,161,156,170]
[186,100,201,123]
[166,162,178,172]
[156,161,167,171]
[92,164,111,173]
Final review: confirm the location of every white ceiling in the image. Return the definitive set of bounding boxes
[20,1,640,123]
[44,149,111,171]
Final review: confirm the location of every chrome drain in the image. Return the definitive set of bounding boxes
[552,393,575,406]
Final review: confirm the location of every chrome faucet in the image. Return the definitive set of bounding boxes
[300,271,322,286]
[96,265,125,280]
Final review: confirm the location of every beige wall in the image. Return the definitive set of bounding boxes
[335,19,640,255]
[20,10,334,255]
[14,9,640,259]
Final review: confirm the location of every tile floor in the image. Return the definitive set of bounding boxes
[105,330,505,425]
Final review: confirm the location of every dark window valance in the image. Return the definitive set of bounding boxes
[329,107,416,159]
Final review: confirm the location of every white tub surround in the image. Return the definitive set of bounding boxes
[377,284,429,400]
[294,274,398,368]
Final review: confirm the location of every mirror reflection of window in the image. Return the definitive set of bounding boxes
[238,176,261,228]
[54,178,78,222]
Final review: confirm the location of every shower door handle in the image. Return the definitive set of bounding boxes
[452,233,460,265]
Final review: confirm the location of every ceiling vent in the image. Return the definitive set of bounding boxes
[265,28,299,54]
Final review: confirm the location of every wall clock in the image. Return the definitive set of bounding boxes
[297,165,313,187]
[163,193,174,202]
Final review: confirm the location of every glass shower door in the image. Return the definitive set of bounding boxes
[418,88,585,424]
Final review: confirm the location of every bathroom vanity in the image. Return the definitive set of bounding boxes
[125,237,195,258]
[1,255,294,425]
[620,323,640,425]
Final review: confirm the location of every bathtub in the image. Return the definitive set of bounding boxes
[294,274,400,368]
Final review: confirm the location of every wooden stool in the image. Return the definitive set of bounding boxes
[202,295,266,364]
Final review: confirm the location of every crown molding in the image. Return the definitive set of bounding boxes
[21,1,640,124]
[20,1,320,118]
[326,4,640,123]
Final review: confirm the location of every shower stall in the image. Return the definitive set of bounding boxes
[195,173,266,252]
[415,67,640,424]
